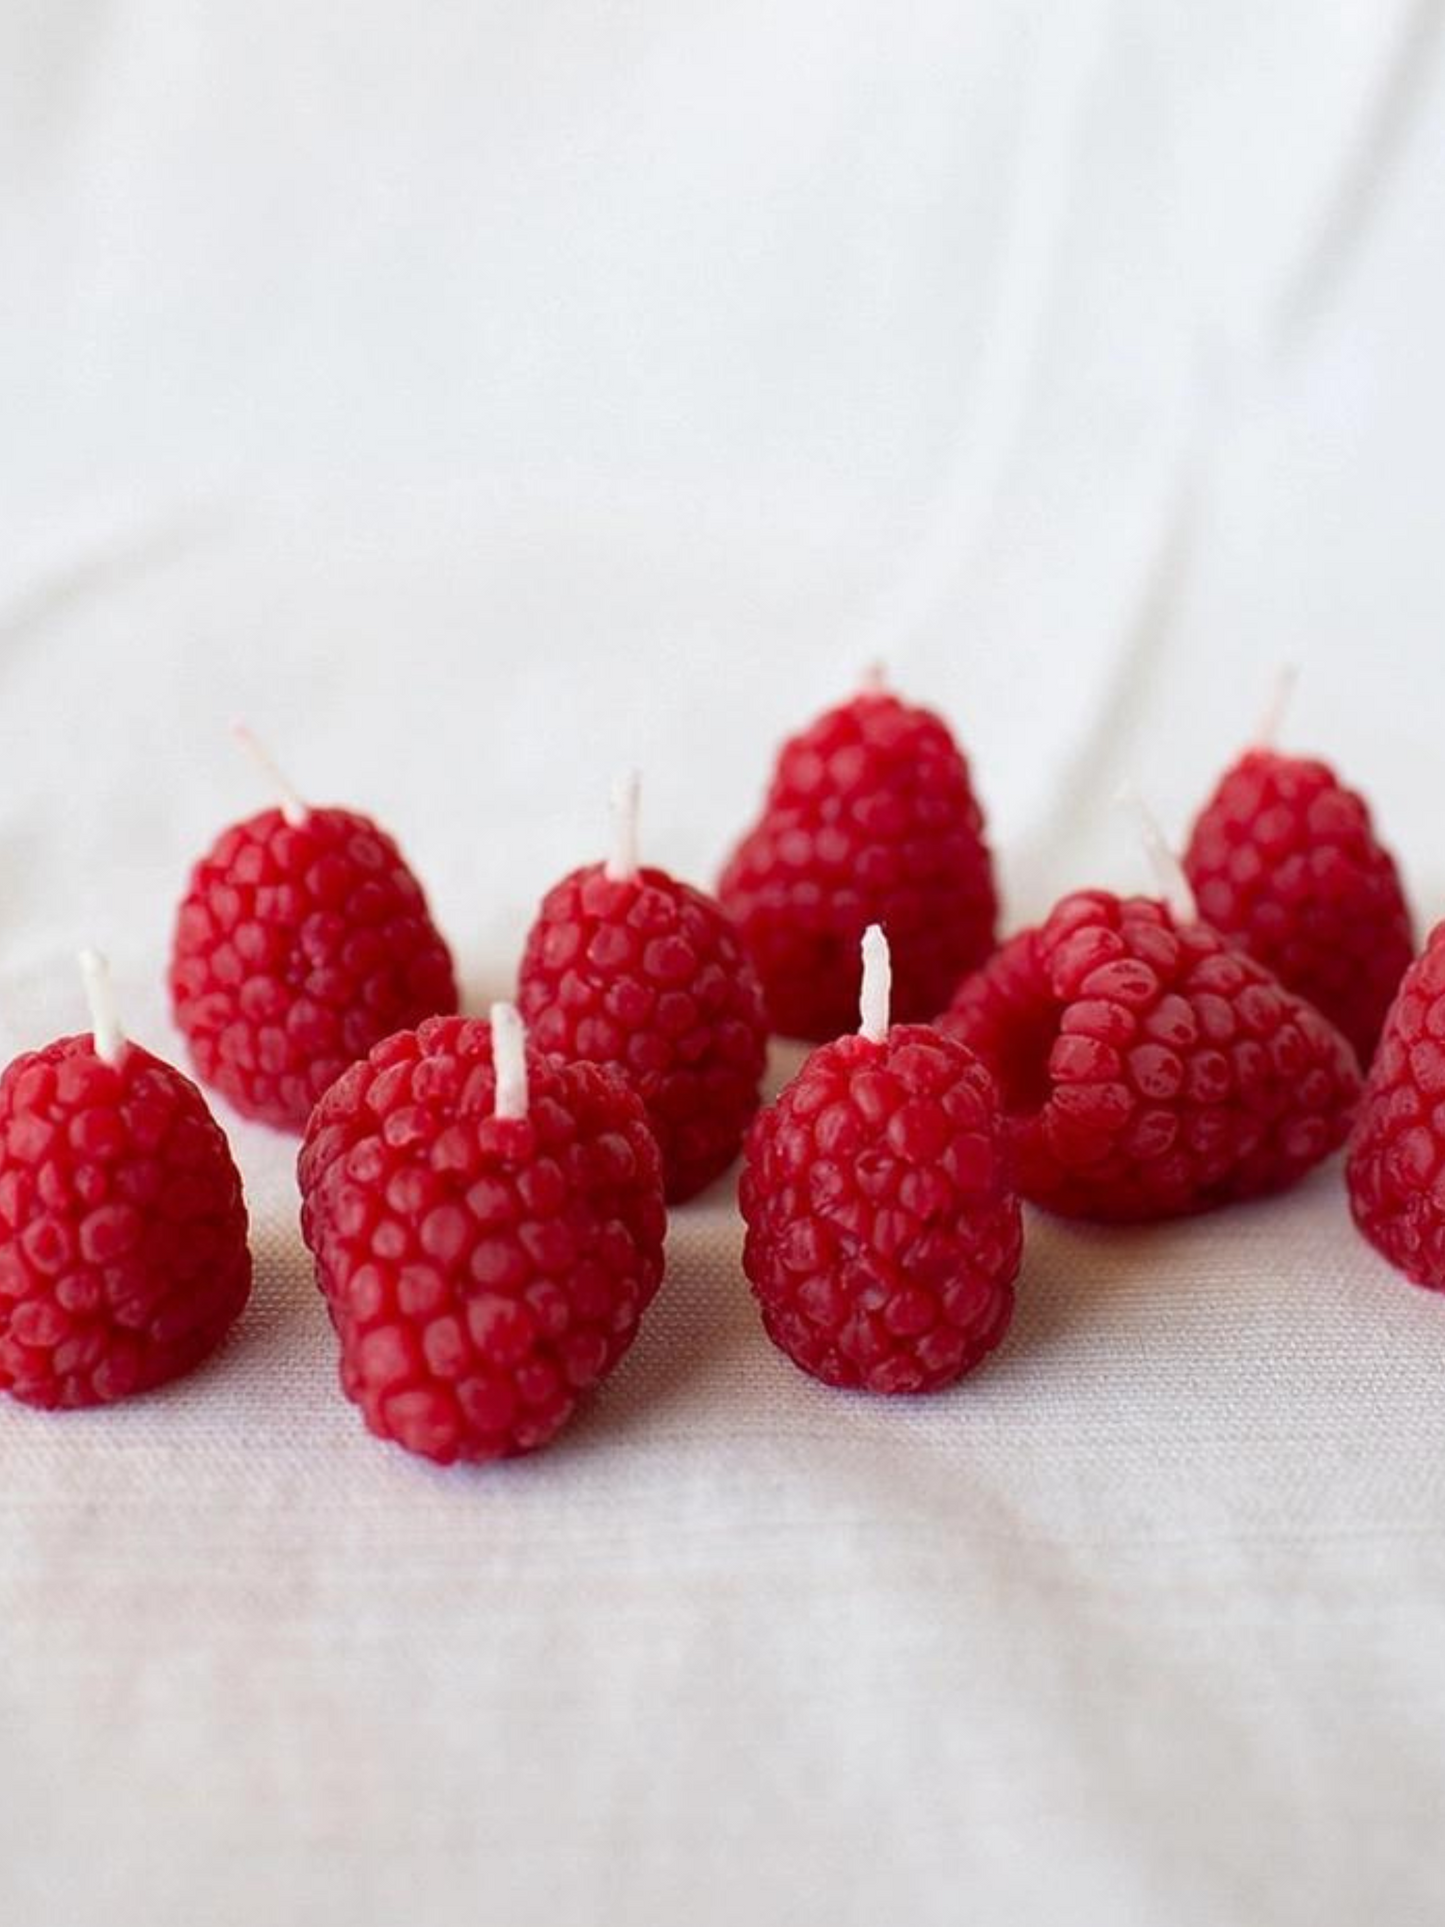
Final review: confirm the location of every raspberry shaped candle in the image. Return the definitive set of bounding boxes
[1347,923,1445,1287]
[740,926,1021,1392]
[718,681,997,1041]
[0,953,250,1408]
[1183,746,1413,1066]
[518,776,768,1202]
[170,728,457,1132]
[299,1005,666,1464]
[941,888,1361,1221]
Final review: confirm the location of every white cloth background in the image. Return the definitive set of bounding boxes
[4,5,1445,1923]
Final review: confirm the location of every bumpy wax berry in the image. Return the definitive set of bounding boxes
[941,889,1361,1222]
[299,1015,667,1465]
[740,1026,1021,1392]
[0,1036,251,1408]
[518,864,768,1202]
[170,806,458,1133]
[1346,922,1445,1287]
[1184,748,1413,1065]
[718,690,997,1041]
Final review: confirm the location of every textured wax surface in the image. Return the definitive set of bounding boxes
[518,862,768,1202]
[1348,923,1445,1287]
[0,1036,250,1406]
[1184,748,1414,1066]
[942,891,1361,1221]
[170,805,458,1132]
[11,7,1445,1924]
[719,689,997,1041]
[741,1024,1020,1390]
[300,1016,667,1463]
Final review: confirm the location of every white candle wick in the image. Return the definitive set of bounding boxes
[858,923,892,1043]
[1253,664,1299,750]
[1116,784,1198,926]
[490,1002,529,1121]
[860,661,888,695]
[231,721,308,827]
[78,949,127,1066]
[605,770,641,883]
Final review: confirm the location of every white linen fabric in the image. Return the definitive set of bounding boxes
[4,5,1445,1923]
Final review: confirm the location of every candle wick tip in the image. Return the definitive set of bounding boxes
[490,1002,530,1120]
[605,769,642,883]
[77,948,127,1067]
[232,720,309,826]
[1116,782,1197,927]
[858,922,892,1043]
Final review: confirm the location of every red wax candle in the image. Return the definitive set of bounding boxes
[741,925,1022,1394]
[169,726,457,1133]
[0,952,250,1408]
[941,867,1361,1222]
[518,773,768,1203]
[298,1003,667,1465]
[719,676,998,1042]
[1348,923,1445,1288]
[1182,685,1413,1067]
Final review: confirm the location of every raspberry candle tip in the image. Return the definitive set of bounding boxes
[77,948,127,1066]
[490,1002,530,1120]
[231,721,308,827]
[1253,664,1299,750]
[605,770,642,883]
[858,923,892,1043]
[1116,782,1197,926]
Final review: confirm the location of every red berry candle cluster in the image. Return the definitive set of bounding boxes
[0,675,1438,1462]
